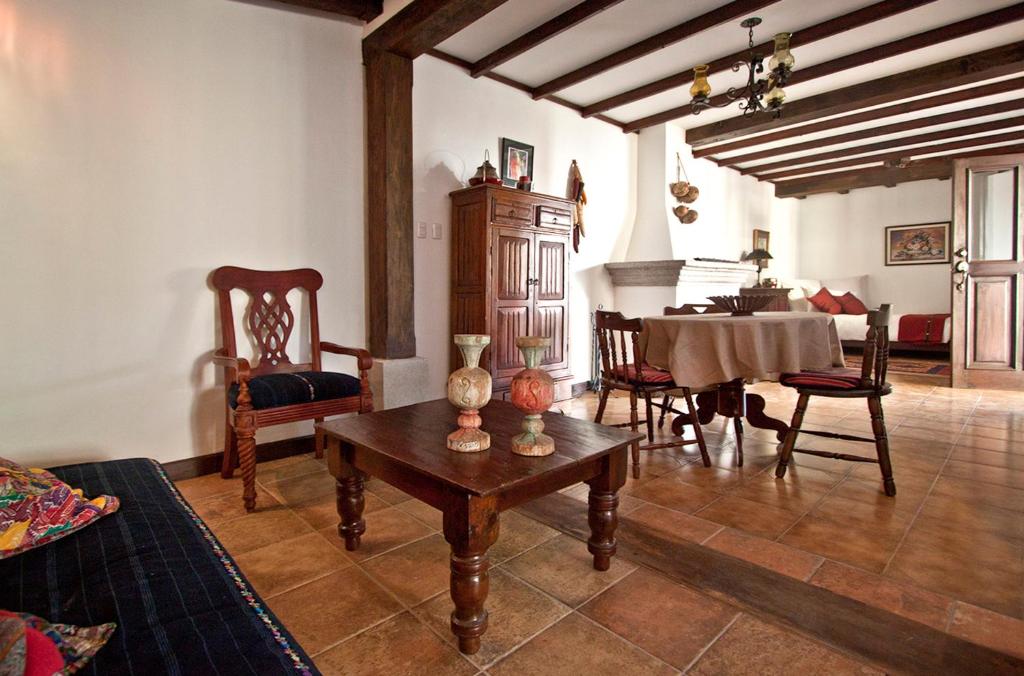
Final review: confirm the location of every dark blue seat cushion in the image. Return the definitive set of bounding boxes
[229,370,361,409]
[0,459,318,675]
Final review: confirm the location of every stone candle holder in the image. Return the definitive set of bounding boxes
[447,334,492,452]
[509,336,555,456]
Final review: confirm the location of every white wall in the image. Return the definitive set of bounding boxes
[673,129,800,284]
[797,179,952,313]
[0,0,366,466]
[412,56,637,394]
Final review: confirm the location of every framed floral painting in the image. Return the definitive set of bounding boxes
[885,222,950,265]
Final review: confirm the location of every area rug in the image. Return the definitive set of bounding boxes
[845,353,951,376]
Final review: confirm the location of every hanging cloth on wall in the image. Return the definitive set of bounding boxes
[568,160,587,253]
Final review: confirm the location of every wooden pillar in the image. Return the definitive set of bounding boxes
[365,45,416,359]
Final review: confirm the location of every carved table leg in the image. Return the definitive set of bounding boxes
[585,446,627,571]
[336,474,366,551]
[443,495,500,655]
[744,392,790,442]
[326,439,367,551]
[672,390,717,436]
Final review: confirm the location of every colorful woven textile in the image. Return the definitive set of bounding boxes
[0,610,115,675]
[0,459,316,675]
[0,459,119,560]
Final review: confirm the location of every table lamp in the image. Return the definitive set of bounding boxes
[743,249,773,287]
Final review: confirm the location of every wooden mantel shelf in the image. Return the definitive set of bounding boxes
[604,259,757,287]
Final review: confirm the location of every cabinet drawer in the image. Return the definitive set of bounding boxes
[491,197,535,226]
[538,206,572,229]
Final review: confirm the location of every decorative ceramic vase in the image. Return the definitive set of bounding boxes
[509,336,555,456]
[447,334,492,452]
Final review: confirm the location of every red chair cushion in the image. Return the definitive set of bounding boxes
[780,368,865,390]
[808,288,842,314]
[611,363,675,385]
[837,292,869,315]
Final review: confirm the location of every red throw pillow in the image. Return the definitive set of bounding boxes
[837,292,869,315]
[808,288,842,314]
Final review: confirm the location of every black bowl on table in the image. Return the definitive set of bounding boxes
[707,294,773,316]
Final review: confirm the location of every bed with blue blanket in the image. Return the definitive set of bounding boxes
[0,458,317,675]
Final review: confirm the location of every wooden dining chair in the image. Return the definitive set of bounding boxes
[774,304,896,496]
[594,310,709,478]
[212,266,374,512]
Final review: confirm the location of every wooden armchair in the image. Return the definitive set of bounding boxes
[212,266,373,512]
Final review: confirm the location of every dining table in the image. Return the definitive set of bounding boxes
[642,311,845,462]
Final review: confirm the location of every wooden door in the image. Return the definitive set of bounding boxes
[951,155,1024,389]
[492,227,532,380]
[534,233,569,372]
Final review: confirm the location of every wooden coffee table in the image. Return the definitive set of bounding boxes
[318,398,642,655]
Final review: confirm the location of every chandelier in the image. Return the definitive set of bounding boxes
[689,17,795,117]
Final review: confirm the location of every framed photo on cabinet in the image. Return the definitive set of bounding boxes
[885,222,950,265]
[500,138,534,188]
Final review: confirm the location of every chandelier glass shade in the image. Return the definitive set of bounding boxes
[690,17,795,118]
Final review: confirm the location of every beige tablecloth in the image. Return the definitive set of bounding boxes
[642,312,845,389]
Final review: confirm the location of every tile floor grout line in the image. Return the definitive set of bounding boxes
[876,399,978,577]
[402,533,587,671]
[803,555,827,582]
[772,391,932,544]
[879,394,981,577]
[307,607,406,659]
[680,611,743,674]
[336,548,489,671]
[571,609,685,675]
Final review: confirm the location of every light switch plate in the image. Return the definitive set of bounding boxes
[431,223,442,240]
[416,222,427,238]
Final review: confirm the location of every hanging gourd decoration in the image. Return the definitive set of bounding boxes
[670,152,699,223]
[469,149,501,186]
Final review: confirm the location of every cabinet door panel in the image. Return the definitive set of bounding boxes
[535,305,566,367]
[533,234,569,372]
[494,306,529,377]
[494,229,531,301]
[536,238,565,301]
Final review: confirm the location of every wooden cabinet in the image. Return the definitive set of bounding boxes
[450,185,573,400]
[740,287,793,312]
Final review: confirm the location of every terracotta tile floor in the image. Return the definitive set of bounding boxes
[176,380,1024,673]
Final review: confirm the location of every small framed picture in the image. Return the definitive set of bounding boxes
[499,138,534,188]
[752,229,770,268]
[885,222,950,265]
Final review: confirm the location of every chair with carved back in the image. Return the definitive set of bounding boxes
[212,266,373,512]
[774,304,896,496]
[594,310,709,478]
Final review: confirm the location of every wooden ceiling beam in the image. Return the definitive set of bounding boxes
[757,132,1024,180]
[364,0,509,59]
[774,163,952,198]
[680,41,1024,145]
[429,50,628,130]
[743,114,1024,175]
[266,0,383,20]
[692,76,1024,158]
[715,98,1024,165]
[579,0,935,119]
[530,0,780,101]
[470,0,626,78]
[773,143,1024,197]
